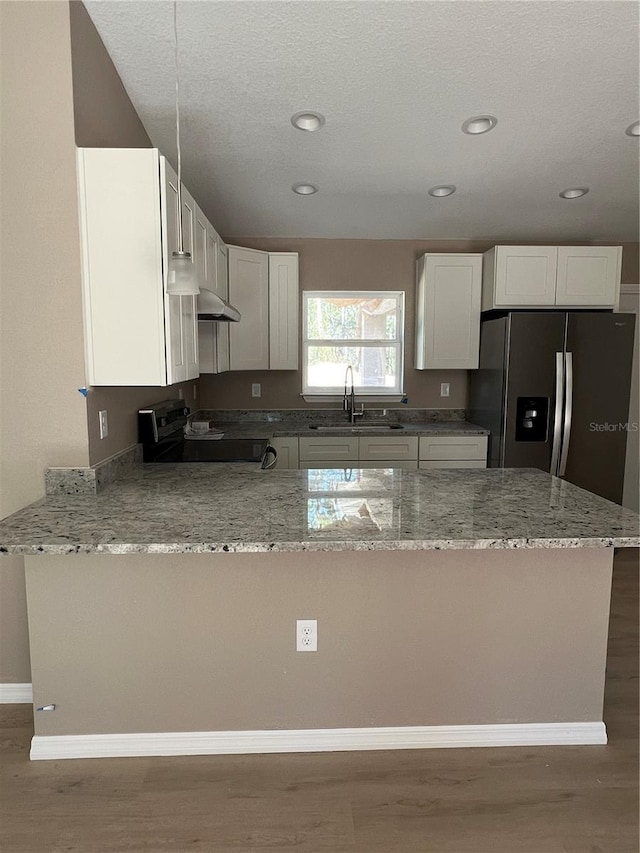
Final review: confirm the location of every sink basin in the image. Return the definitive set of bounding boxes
[309,422,404,431]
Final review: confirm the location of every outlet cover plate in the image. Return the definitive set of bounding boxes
[296,619,317,652]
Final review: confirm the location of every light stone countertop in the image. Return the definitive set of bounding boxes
[205,420,489,440]
[0,466,638,555]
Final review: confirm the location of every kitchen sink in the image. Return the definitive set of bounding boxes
[309,422,404,431]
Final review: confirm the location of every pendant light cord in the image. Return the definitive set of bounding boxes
[174,0,184,254]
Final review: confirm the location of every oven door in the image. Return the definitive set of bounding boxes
[261,445,278,470]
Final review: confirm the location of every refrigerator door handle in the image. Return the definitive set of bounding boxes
[550,352,564,475]
[559,351,573,477]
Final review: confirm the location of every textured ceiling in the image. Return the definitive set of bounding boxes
[85,0,639,241]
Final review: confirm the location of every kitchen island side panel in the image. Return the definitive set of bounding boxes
[25,549,613,737]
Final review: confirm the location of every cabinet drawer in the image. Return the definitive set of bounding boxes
[419,435,488,461]
[356,460,418,470]
[419,459,487,469]
[299,437,359,462]
[358,435,419,461]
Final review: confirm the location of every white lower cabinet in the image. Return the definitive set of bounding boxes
[419,459,486,469]
[354,460,418,470]
[291,434,487,469]
[359,435,419,461]
[419,435,488,467]
[269,437,299,470]
[299,437,359,464]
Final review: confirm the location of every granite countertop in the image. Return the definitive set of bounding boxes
[0,466,638,555]
[202,411,489,440]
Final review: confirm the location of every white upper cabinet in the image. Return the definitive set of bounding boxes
[77,147,201,386]
[228,246,299,371]
[482,245,622,310]
[415,254,483,369]
[485,246,558,309]
[198,225,231,375]
[228,246,270,370]
[269,253,299,370]
[555,246,621,307]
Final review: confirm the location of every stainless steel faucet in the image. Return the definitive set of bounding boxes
[343,365,364,424]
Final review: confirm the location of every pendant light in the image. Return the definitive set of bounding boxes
[167,1,200,296]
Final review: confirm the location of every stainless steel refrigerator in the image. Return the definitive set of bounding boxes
[469,312,636,504]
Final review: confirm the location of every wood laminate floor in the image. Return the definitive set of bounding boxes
[1,549,638,853]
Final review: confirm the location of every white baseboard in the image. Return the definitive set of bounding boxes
[0,683,33,704]
[30,721,607,761]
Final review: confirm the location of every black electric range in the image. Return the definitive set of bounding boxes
[138,400,275,467]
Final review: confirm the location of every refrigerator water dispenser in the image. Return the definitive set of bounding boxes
[515,396,549,442]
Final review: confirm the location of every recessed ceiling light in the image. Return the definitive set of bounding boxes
[559,188,589,199]
[291,111,326,132]
[461,115,498,135]
[625,121,640,137]
[428,185,456,197]
[292,183,319,195]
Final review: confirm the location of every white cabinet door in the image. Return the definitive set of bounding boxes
[180,188,198,380]
[299,436,359,462]
[197,227,230,375]
[270,437,299,469]
[415,254,482,369]
[215,242,231,373]
[358,435,419,461]
[269,253,299,370]
[161,160,199,383]
[491,246,558,307]
[228,246,270,370]
[77,148,166,386]
[161,158,186,385]
[555,246,621,307]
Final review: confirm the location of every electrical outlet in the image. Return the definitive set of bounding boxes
[296,619,317,652]
[178,387,184,399]
[193,384,198,400]
[98,410,109,439]
[252,383,261,398]
[440,382,450,398]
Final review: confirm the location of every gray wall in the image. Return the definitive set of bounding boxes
[0,0,90,685]
[0,1,195,685]
[26,549,612,736]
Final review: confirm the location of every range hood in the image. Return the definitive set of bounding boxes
[197,287,241,322]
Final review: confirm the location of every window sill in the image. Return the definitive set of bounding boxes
[301,393,406,404]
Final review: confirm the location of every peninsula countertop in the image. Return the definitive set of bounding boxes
[0,466,638,555]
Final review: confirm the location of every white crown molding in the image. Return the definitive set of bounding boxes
[0,683,33,704]
[620,283,640,294]
[30,721,606,761]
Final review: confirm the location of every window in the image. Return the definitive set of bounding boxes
[303,291,405,396]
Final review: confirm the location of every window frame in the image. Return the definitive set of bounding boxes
[302,290,405,398]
